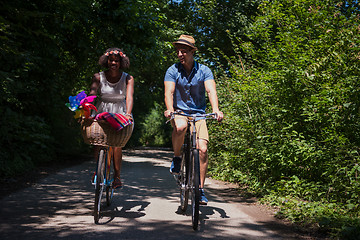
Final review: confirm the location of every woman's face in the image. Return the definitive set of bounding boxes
[107,54,121,70]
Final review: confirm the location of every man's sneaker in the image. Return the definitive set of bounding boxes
[199,188,208,205]
[170,156,182,175]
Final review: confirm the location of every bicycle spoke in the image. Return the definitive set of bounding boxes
[168,112,217,230]
[179,146,189,212]
[94,149,106,224]
[191,149,200,230]
[106,148,115,206]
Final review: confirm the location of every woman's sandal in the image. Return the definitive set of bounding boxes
[112,177,123,189]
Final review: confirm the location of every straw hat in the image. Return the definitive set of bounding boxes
[172,35,198,50]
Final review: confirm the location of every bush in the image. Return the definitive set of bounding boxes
[139,102,172,147]
[207,0,360,237]
[0,107,55,177]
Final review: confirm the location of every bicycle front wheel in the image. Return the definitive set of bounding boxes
[106,149,114,206]
[94,148,106,224]
[190,149,200,230]
[179,144,189,212]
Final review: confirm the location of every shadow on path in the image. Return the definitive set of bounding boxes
[0,149,315,240]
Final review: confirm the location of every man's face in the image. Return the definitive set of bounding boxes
[175,44,194,65]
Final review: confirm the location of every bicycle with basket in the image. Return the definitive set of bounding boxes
[66,91,133,223]
[81,117,133,224]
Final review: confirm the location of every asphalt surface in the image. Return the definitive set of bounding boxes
[0,149,309,240]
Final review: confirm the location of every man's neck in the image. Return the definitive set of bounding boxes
[182,59,195,75]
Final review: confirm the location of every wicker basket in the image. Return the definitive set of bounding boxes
[81,118,133,147]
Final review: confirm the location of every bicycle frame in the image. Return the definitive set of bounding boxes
[172,111,217,156]
[94,147,113,188]
[170,111,216,230]
[93,146,115,224]
[170,111,217,143]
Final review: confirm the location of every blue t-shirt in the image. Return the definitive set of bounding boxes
[164,61,214,114]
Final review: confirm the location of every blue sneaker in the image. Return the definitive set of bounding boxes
[199,188,208,205]
[170,156,181,175]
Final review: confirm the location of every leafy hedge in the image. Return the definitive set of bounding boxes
[0,0,172,176]
[208,0,360,238]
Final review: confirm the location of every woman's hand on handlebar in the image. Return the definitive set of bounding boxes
[125,113,133,121]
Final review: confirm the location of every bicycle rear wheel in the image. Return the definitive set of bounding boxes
[179,143,189,212]
[106,149,114,206]
[190,149,200,230]
[94,148,106,224]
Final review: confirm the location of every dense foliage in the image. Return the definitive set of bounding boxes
[2,0,360,238]
[0,0,173,176]
[205,0,360,238]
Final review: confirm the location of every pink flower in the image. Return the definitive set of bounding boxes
[104,50,125,57]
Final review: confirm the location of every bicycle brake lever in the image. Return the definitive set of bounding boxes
[166,114,175,124]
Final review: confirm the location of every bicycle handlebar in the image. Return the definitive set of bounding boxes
[166,111,217,123]
[172,111,217,118]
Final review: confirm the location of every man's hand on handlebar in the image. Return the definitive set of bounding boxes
[214,111,224,122]
[164,109,173,118]
[165,109,223,122]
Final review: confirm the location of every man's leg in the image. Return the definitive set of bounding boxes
[172,117,187,156]
[170,116,187,174]
[197,139,208,189]
[195,120,209,205]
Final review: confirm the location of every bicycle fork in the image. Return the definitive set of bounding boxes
[93,148,112,189]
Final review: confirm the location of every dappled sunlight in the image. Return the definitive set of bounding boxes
[123,148,172,162]
[0,150,289,239]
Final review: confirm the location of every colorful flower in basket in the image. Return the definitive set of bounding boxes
[65,91,97,119]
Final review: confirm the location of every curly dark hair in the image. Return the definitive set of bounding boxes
[98,47,130,69]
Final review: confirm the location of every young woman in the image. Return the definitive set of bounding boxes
[90,47,134,189]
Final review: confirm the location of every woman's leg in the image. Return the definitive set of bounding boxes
[113,147,122,177]
[112,147,123,188]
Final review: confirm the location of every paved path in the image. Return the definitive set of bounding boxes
[0,149,303,239]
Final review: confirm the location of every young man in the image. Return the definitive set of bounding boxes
[164,34,223,205]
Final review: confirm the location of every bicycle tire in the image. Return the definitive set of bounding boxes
[179,143,189,212]
[106,149,114,206]
[191,149,200,230]
[94,149,106,224]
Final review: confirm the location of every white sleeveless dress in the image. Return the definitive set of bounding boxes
[96,71,129,115]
